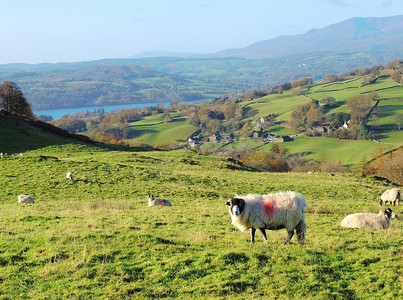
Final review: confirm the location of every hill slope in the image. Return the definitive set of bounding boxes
[0,126,401,298]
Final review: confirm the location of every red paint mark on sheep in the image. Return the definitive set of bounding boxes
[264,200,275,217]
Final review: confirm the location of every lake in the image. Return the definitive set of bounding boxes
[34,100,201,120]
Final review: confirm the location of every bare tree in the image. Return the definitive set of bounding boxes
[0,80,33,118]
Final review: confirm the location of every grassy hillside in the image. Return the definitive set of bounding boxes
[0,118,402,298]
[125,114,195,146]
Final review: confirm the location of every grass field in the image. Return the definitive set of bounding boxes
[1,138,402,298]
[125,114,196,146]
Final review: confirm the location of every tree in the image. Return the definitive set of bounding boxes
[395,113,403,130]
[321,96,336,107]
[346,93,376,125]
[0,80,33,118]
[391,70,401,84]
[291,86,302,97]
[324,73,339,82]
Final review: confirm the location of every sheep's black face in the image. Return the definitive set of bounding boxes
[226,198,245,216]
[384,208,398,219]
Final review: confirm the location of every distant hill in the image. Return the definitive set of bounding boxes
[211,15,403,58]
[129,51,201,58]
[0,64,209,110]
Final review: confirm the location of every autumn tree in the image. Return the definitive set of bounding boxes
[291,86,302,96]
[0,80,33,118]
[346,93,376,125]
[391,70,401,84]
[324,73,339,82]
[291,103,324,132]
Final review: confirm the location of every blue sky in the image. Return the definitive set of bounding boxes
[1,0,402,64]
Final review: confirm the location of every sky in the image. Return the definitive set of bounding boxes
[0,0,402,64]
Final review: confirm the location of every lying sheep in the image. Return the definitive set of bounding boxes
[18,194,35,204]
[66,172,74,180]
[379,188,400,206]
[148,195,172,206]
[340,208,398,229]
[225,191,307,245]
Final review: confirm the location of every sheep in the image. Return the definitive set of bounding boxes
[18,194,35,204]
[148,195,172,207]
[340,208,398,229]
[225,191,307,245]
[66,172,74,180]
[379,188,400,206]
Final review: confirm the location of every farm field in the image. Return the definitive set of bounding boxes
[0,139,402,299]
[125,114,195,146]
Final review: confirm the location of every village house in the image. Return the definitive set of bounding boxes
[220,132,233,142]
[272,135,294,143]
[188,137,200,148]
[252,131,263,139]
[307,126,331,136]
[267,133,279,141]
[208,134,220,143]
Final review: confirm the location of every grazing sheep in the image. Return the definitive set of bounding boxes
[66,172,74,180]
[148,195,172,206]
[225,191,307,245]
[340,208,398,229]
[18,194,35,204]
[379,188,400,206]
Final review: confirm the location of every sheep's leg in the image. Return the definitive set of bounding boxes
[296,220,307,245]
[259,228,267,241]
[250,228,256,243]
[284,230,294,245]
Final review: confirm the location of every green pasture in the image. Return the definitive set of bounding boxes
[261,136,396,168]
[126,114,196,145]
[0,142,402,299]
[243,93,309,121]
[305,76,399,104]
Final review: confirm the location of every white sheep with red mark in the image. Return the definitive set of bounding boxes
[341,208,398,229]
[379,188,400,206]
[18,194,35,204]
[148,195,172,206]
[225,191,307,245]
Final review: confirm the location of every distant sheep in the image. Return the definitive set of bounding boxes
[148,195,172,206]
[379,188,400,206]
[66,172,73,180]
[18,194,35,204]
[226,191,307,245]
[340,208,398,229]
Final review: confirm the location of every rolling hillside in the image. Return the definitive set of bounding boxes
[123,70,403,168]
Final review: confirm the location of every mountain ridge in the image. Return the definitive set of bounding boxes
[209,15,403,58]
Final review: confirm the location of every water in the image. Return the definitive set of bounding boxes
[34,100,201,120]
